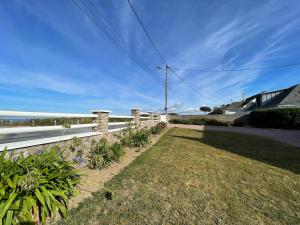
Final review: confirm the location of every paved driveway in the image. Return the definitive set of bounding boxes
[169,124,300,148]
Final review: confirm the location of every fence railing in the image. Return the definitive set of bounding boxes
[0,123,98,134]
[0,108,160,150]
[0,110,98,118]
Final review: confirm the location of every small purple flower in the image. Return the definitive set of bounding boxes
[73,156,85,166]
[35,149,44,155]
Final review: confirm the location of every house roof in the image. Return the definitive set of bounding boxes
[225,101,243,109]
[277,84,300,107]
[242,84,300,109]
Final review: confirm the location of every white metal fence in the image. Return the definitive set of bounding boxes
[0,109,160,151]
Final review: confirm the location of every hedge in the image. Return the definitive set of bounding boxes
[249,108,300,129]
[169,115,250,127]
[169,118,232,126]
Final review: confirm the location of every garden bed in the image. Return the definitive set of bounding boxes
[69,127,169,208]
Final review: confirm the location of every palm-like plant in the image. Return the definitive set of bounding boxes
[0,147,80,225]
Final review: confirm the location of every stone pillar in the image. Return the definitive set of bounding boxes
[148,111,154,121]
[131,108,141,127]
[91,110,111,134]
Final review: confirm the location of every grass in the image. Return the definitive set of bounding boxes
[58,128,300,225]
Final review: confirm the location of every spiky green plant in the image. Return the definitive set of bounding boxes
[120,128,150,148]
[110,142,125,161]
[88,138,126,169]
[150,122,167,135]
[88,138,112,169]
[0,147,80,225]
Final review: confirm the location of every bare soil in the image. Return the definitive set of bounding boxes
[69,128,169,208]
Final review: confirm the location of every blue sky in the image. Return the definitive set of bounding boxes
[0,0,300,114]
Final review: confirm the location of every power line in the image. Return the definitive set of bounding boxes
[104,0,179,90]
[172,62,300,72]
[126,0,224,103]
[168,67,223,102]
[127,0,167,64]
[86,0,127,47]
[84,0,164,85]
[70,0,164,87]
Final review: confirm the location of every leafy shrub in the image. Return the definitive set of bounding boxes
[200,106,211,114]
[0,148,80,224]
[209,107,223,114]
[249,108,300,129]
[69,137,84,158]
[150,126,160,135]
[150,122,167,135]
[232,115,249,127]
[71,137,82,147]
[120,128,150,148]
[88,154,106,169]
[88,138,112,169]
[169,118,231,126]
[88,138,125,169]
[110,142,125,161]
[157,122,167,130]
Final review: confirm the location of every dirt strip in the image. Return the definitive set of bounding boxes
[69,128,170,208]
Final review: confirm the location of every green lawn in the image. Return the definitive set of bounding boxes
[58,128,300,225]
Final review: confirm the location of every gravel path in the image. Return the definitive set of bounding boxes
[169,124,300,148]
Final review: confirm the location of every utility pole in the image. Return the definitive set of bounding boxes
[156,64,169,115]
[164,64,168,114]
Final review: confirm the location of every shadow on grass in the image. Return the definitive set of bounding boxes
[172,129,300,174]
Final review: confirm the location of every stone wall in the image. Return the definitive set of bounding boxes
[8,134,100,158]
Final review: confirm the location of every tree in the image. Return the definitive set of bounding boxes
[199,106,211,114]
[210,107,223,115]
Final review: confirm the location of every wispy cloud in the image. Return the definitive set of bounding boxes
[155,0,300,109]
[0,64,162,105]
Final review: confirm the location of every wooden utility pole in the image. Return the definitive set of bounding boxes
[164,64,168,114]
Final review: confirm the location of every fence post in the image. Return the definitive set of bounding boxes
[148,111,154,121]
[131,108,140,127]
[91,110,111,134]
